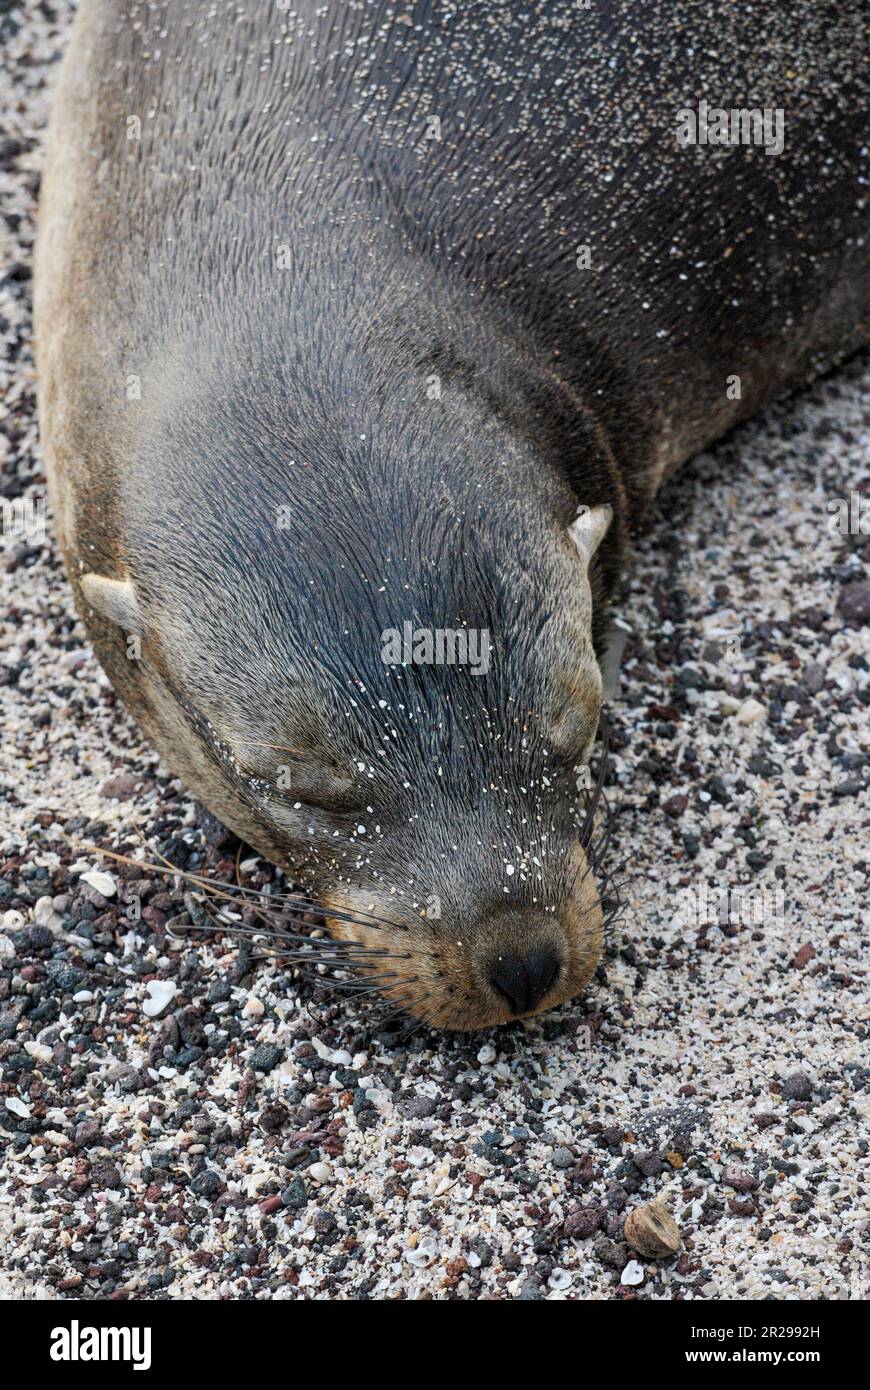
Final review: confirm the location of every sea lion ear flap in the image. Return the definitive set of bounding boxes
[80,574,144,634]
[568,503,613,568]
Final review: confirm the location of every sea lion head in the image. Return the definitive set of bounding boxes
[77,356,617,1030]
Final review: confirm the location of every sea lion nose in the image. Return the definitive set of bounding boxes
[490,951,561,1015]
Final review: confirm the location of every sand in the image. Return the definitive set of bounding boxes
[1,0,867,1300]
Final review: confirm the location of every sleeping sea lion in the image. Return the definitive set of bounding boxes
[35,0,870,1026]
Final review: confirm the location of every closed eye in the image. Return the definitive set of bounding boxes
[238,761,361,816]
[278,788,360,815]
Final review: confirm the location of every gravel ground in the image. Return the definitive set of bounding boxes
[1,1,868,1301]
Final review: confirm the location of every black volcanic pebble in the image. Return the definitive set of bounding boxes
[781,1072,813,1102]
[249,1044,283,1073]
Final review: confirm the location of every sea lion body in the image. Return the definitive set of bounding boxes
[35,1,870,1027]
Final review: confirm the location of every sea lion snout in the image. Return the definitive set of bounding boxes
[489,950,561,1016]
[323,843,603,1031]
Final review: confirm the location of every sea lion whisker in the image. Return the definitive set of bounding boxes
[394,1018,429,1045]
[245,952,408,973]
[577,710,612,848]
[78,846,317,916]
[186,930,416,976]
[218,919,413,960]
[88,845,403,939]
[167,916,405,958]
[325,974,420,997]
[262,893,432,933]
[192,878,408,934]
[292,972,413,995]
[372,1000,423,1030]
